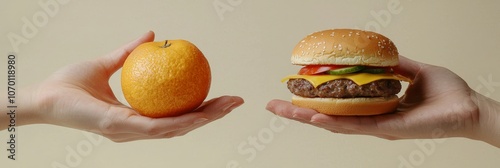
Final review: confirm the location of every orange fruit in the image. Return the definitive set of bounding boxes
[121,40,211,118]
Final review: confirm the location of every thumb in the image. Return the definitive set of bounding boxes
[394,55,425,79]
[98,31,155,77]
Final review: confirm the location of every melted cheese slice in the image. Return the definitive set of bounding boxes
[281,73,412,87]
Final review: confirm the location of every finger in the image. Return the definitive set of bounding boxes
[310,113,380,132]
[168,96,246,135]
[103,96,245,142]
[100,106,206,136]
[103,129,189,142]
[266,99,409,139]
[266,99,319,122]
[193,96,244,119]
[135,113,210,136]
[395,55,425,79]
[161,96,247,138]
[98,31,155,77]
[107,128,192,142]
[307,115,393,137]
[139,96,245,137]
[144,96,245,137]
[310,112,408,138]
[266,99,293,117]
[105,96,244,136]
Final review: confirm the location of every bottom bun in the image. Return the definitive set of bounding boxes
[291,95,400,116]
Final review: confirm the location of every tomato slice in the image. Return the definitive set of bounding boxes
[391,66,413,79]
[299,65,399,75]
[298,65,347,75]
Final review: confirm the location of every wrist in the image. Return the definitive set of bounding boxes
[17,87,42,126]
[1,86,40,130]
[470,91,500,147]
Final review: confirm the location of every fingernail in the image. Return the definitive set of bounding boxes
[310,118,321,124]
[193,118,208,124]
[222,102,237,112]
[292,113,306,120]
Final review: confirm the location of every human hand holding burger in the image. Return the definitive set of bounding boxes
[267,29,500,147]
[281,29,411,115]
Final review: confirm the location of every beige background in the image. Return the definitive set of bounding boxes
[1,0,500,167]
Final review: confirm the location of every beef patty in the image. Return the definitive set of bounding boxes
[287,78,401,98]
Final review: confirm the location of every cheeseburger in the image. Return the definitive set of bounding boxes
[282,29,411,115]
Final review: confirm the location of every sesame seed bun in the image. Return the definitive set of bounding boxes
[291,29,399,66]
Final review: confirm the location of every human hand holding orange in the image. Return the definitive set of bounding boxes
[0,31,243,142]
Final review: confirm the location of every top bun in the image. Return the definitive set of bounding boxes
[291,29,399,66]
